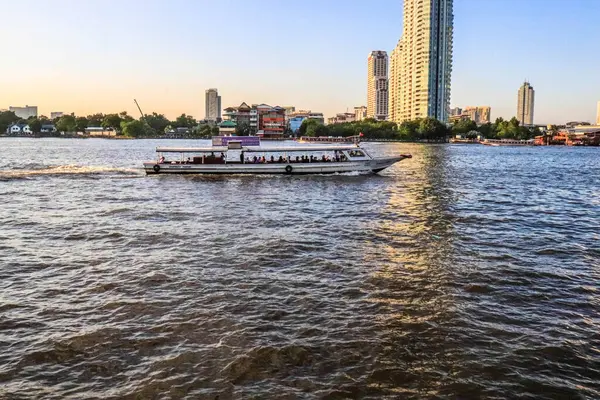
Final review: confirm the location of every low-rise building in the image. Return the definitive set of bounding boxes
[328,113,356,125]
[85,127,116,137]
[218,120,236,136]
[6,123,32,135]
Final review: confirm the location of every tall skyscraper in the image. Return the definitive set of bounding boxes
[517,82,535,126]
[205,88,221,122]
[367,51,389,121]
[596,101,600,125]
[389,0,454,123]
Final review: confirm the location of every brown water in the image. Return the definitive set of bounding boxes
[1,138,599,399]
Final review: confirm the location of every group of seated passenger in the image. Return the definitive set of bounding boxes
[243,152,348,164]
[158,152,226,164]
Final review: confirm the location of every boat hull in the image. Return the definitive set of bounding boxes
[143,156,407,175]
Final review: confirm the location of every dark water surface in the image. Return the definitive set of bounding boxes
[1,138,599,399]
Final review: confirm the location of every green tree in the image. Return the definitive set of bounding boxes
[235,122,251,136]
[75,117,89,132]
[173,114,197,128]
[102,114,122,131]
[56,115,77,133]
[418,117,449,141]
[451,119,477,135]
[120,120,146,138]
[144,112,170,134]
[28,118,42,134]
[299,119,322,136]
[0,111,20,134]
[86,113,105,126]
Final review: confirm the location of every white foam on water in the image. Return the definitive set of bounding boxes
[0,165,143,179]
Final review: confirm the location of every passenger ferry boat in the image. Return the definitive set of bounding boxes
[143,138,411,175]
[481,138,536,146]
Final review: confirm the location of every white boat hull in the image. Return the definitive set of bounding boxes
[143,156,407,175]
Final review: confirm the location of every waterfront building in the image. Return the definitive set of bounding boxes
[517,81,535,126]
[6,123,32,135]
[327,113,356,125]
[389,0,454,123]
[288,110,326,133]
[9,105,38,119]
[205,88,221,122]
[258,105,286,138]
[218,120,237,136]
[596,101,600,125]
[367,51,389,121]
[50,111,63,120]
[354,106,367,122]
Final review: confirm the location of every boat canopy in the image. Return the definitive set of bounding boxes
[156,147,228,153]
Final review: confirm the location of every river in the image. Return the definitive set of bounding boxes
[0,138,599,399]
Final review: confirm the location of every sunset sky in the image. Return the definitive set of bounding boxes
[1,0,599,124]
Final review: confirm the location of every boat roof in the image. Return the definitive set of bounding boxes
[156,147,228,153]
[156,145,361,153]
[241,145,361,152]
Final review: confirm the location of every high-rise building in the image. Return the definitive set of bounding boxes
[389,0,454,123]
[596,101,600,125]
[367,51,389,121]
[51,112,64,120]
[205,88,221,122]
[517,81,535,126]
[9,105,38,119]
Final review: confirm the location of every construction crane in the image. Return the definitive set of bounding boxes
[133,99,156,135]
[133,99,145,120]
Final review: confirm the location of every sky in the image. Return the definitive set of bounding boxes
[1,0,599,124]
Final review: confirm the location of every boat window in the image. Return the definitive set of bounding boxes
[348,150,366,157]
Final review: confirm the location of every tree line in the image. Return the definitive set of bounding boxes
[0,110,218,138]
[299,116,542,141]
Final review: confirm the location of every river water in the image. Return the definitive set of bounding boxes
[0,138,599,399]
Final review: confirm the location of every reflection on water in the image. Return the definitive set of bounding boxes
[0,139,599,399]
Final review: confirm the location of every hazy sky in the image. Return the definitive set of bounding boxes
[1,0,598,124]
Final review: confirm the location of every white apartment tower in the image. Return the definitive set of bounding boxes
[389,0,454,123]
[205,88,221,122]
[367,51,389,121]
[517,82,535,126]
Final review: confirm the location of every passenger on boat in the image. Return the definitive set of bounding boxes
[270,155,275,163]
[278,155,284,163]
[240,151,244,164]
[295,156,300,163]
[261,156,266,163]
[253,156,258,163]
[159,156,165,163]
[321,155,326,162]
[220,152,225,160]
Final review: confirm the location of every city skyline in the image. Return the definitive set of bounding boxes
[1,0,599,124]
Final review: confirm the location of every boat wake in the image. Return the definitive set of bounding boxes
[0,165,143,180]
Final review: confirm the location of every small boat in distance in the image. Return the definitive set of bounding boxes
[297,135,360,144]
[481,138,536,146]
[143,138,411,175]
